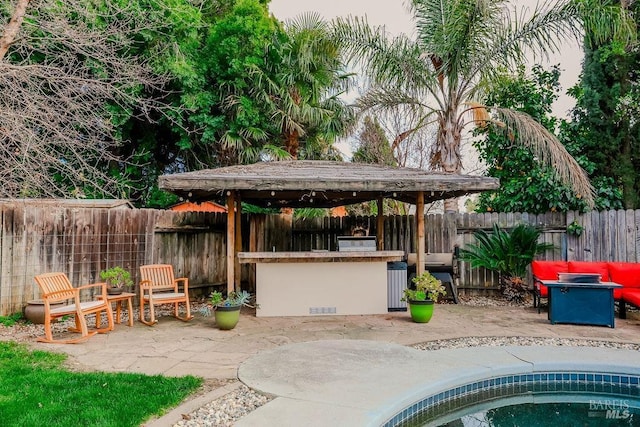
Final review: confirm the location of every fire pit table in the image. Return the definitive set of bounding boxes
[542,279,622,328]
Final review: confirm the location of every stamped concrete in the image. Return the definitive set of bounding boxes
[25,304,640,425]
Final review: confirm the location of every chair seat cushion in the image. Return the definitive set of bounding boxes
[143,292,186,301]
[50,300,106,315]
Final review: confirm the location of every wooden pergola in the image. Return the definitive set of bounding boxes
[159,160,500,293]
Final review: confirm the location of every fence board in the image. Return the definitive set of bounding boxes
[626,210,635,262]
[5,205,640,315]
[635,210,640,263]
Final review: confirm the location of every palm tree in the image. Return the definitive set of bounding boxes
[334,0,634,211]
[459,223,554,302]
[250,12,356,159]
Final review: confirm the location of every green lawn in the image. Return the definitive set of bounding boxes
[0,341,202,426]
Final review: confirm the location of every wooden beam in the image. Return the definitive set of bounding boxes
[226,190,236,294]
[416,191,425,275]
[234,193,242,289]
[377,197,384,250]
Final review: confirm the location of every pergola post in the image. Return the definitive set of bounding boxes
[376,197,384,250]
[416,191,425,275]
[226,190,236,294]
[234,193,243,290]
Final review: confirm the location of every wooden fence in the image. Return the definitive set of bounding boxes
[1,203,639,315]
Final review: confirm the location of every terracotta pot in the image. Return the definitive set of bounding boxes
[23,299,64,324]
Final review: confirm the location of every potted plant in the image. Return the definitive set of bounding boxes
[402,271,447,323]
[99,266,133,295]
[200,290,255,330]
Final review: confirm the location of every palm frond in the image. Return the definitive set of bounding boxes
[459,223,554,278]
[491,107,595,207]
[332,16,440,97]
[356,86,440,117]
[242,145,292,163]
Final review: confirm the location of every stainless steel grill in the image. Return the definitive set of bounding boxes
[337,236,377,252]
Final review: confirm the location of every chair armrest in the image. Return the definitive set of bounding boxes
[532,277,550,295]
[43,288,82,307]
[139,279,153,290]
[532,276,542,288]
[174,277,189,292]
[76,282,107,292]
[76,282,108,299]
[139,279,157,298]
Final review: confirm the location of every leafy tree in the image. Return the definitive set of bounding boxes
[111,0,284,207]
[567,0,640,208]
[124,5,355,207]
[459,224,554,302]
[334,0,634,212]
[474,65,623,213]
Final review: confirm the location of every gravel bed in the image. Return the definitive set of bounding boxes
[174,385,272,427]
[412,336,640,351]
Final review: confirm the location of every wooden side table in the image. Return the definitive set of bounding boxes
[97,292,135,327]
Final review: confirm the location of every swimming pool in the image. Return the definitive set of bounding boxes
[237,340,640,427]
[383,371,640,426]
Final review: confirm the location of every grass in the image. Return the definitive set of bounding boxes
[0,313,24,326]
[0,341,202,426]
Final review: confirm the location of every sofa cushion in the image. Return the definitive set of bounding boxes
[531,261,569,280]
[608,262,640,289]
[537,283,548,298]
[568,261,610,282]
[622,288,640,307]
[612,285,624,301]
[531,261,569,299]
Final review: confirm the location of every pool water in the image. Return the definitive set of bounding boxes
[437,396,640,426]
[386,372,640,427]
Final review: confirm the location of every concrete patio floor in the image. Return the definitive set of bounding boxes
[37,304,640,380]
[23,303,640,425]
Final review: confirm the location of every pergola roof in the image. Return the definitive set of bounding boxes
[159,161,500,208]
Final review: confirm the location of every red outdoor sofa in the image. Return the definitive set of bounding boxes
[531,260,640,318]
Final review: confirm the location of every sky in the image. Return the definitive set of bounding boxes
[268,0,582,118]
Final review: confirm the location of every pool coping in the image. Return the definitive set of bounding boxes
[237,340,640,426]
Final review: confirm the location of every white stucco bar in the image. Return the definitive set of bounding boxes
[238,251,404,317]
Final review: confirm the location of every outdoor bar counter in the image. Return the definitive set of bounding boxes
[238,251,404,317]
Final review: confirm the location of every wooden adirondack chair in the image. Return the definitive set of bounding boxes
[139,264,193,326]
[34,272,114,344]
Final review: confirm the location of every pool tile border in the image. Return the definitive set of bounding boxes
[384,371,640,426]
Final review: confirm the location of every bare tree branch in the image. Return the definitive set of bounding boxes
[0,0,169,198]
[0,0,28,61]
